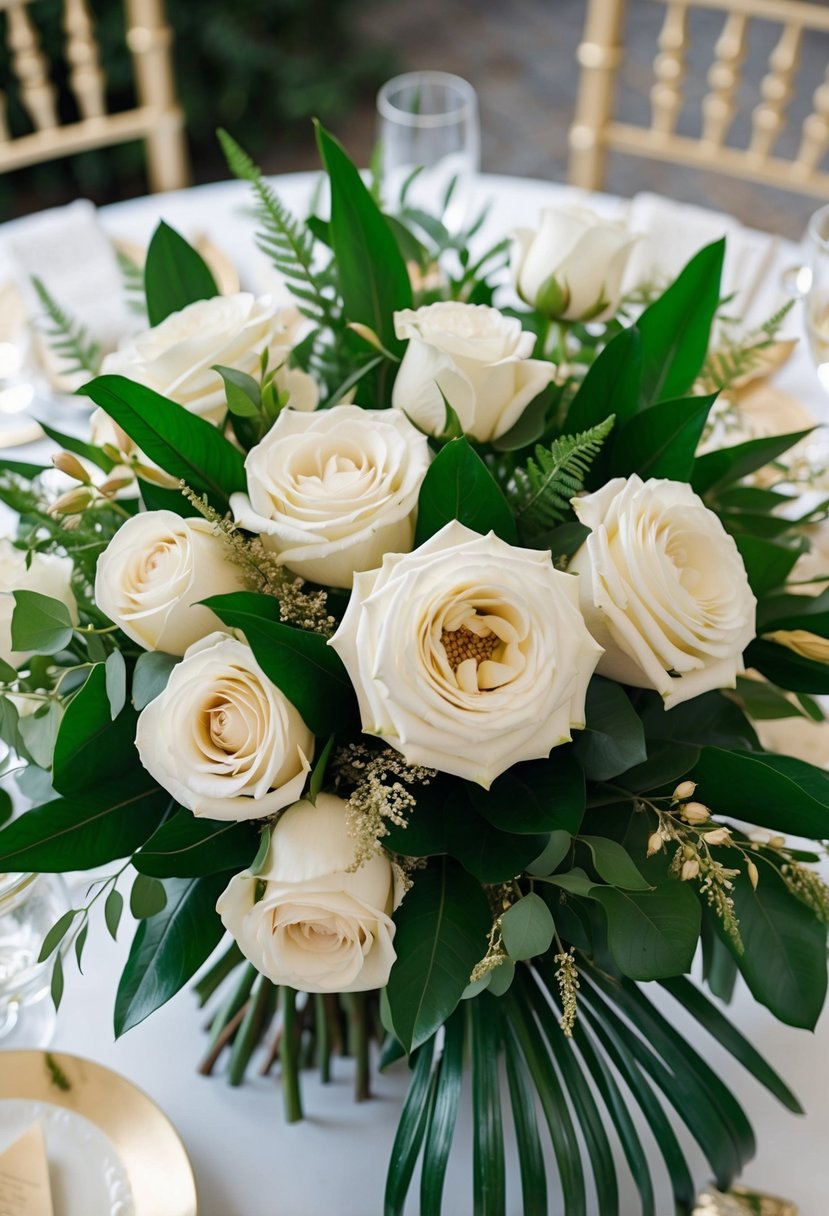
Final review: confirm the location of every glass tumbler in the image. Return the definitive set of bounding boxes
[376,70,480,230]
[0,871,69,1048]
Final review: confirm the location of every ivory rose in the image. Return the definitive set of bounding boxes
[569,475,756,708]
[95,510,248,654]
[511,205,637,321]
[135,633,314,820]
[0,539,77,668]
[216,793,398,992]
[101,295,317,424]
[329,520,603,787]
[230,405,430,589]
[391,302,554,442]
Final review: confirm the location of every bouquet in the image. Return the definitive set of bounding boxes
[1,123,828,1215]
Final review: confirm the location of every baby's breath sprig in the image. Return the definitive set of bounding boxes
[332,743,436,870]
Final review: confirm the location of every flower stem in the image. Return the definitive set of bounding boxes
[315,992,331,1084]
[347,992,371,1102]
[281,987,304,1123]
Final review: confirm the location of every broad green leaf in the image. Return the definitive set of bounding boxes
[204,591,355,736]
[81,375,246,511]
[573,677,646,780]
[213,365,261,417]
[491,385,553,452]
[691,746,829,837]
[469,751,584,835]
[756,586,829,635]
[414,438,517,546]
[692,429,813,497]
[382,777,450,857]
[0,774,168,871]
[37,908,77,962]
[385,857,490,1052]
[638,239,724,405]
[11,590,74,655]
[129,873,168,919]
[525,830,572,876]
[618,740,700,793]
[137,478,201,517]
[0,458,47,479]
[114,872,230,1036]
[52,664,138,796]
[593,881,700,979]
[135,809,259,878]
[579,836,651,890]
[500,893,555,960]
[734,674,809,721]
[487,960,516,996]
[104,651,127,719]
[0,787,11,827]
[132,651,180,710]
[734,535,802,597]
[610,393,716,481]
[640,689,759,752]
[315,121,411,356]
[564,325,641,433]
[105,889,124,940]
[745,637,829,694]
[37,420,116,473]
[0,656,17,683]
[445,796,548,883]
[144,220,219,326]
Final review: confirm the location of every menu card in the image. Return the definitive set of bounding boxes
[0,1122,53,1216]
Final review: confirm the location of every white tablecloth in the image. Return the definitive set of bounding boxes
[2,174,828,1215]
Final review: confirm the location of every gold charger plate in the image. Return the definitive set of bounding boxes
[0,1050,197,1216]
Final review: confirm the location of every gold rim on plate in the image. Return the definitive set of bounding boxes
[0,1050,197,1216]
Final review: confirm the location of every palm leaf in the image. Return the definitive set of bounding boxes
[512,415,615,539]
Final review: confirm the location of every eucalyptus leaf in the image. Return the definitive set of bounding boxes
[11,591,74,655]
[105,889,124,941]
[593,882,700,980]
[579,835,651,891]
[500,893,555,960]
[130,873,168,919]
[104,651,127,719]
[132,651,180,710]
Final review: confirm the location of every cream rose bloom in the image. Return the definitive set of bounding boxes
[95,510,248,654]
[0,539,77,668]
[230,405,431,589]
[329,521,603,786]
[101,295,317,424]
[569,476,756,709]
[136,633,314,820]
[217,793,398,992]
[511,205,637,321]
[391,302,554,443]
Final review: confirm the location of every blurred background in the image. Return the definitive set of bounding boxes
[1,0,829,238]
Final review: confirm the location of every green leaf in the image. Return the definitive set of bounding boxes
[137,477,201,517]
[471,752,585,835]
[414,438,517,546]
[610,393,716,482]
[502,1014,548,1216]
[17,701,62,769]
[105,889,124,941]
[526,830,572,876]
[308,735,335,803]
[37,421,115,473]
[74,922,88,972]
[512,416,615,539]
[315,121,412,356]
[129,873,168,919]
[640,688,759,751]
[52,664,138,797]
[132,651,180,710]
[11,591,74,655]
[638,239,724,405]
[135,809,258,878]
[579,836,651,890]
[734,535,801,597]
[384,1037,435,1216]
[0,787,11,828]
[386,858,490,1052]
[144,220,218,326]
[51,952,64,1012]
[382,777,450,858]
[564,325,641,433]
[593,881,700,979]
[104,651,127,719]
[691,746,829,837]
[618,740,700,793]
[491,386,553,452]
[0,774,168,871]
[500,894,555,960]
[573,677,646,780]
[470,996,506,1216]
[204,591,355,736]
[726,857,827,1029]
[692,429,813,497]
[0,656,17,683]
[419,1007,465,1215]
[445,797,548,884]
[37,909,77,963]
[114,872,230,1036]
[81,375,246,511]
[745,637,829,694]
[213,365,261,417]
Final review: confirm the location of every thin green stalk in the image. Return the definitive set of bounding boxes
[315,992,331,1084]
[228,976,273,1086]
[208,962,257,1047]
[193,942,245,1008]
[281,987,304,1123]
[348,991,370,1102]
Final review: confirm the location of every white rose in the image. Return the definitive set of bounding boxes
[391,302,554,443]
[511,205,637,321]
[230,405,431,589]
[101,295,318,424]
[329,520,603,787]
[0,539,77,668]
[95,510,248,654]
[136,633,314,820]
[569,475,756,709]
[216,793,398,992]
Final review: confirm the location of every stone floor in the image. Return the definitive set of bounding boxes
[267,0,829,242]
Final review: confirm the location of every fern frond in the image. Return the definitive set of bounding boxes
[32,278,101,377]
[218,129,335,326]
[512,415,615,537]
[702,298,796,391]
[115,248,147,318]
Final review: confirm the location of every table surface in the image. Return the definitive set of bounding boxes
[2,173,828,1216]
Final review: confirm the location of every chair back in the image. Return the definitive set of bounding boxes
[0,0,189,192]
[569,0,829,199]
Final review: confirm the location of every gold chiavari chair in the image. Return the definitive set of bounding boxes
[569,0,829,200]
[0,0,189,192]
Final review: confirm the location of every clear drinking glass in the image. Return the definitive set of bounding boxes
[0,871,69,1048]
[376,70,480,231]
[805,203,829,392]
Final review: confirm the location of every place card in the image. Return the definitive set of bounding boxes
[0,1121,53,1216]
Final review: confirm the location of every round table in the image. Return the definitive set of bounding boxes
[2,173,827,1215]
